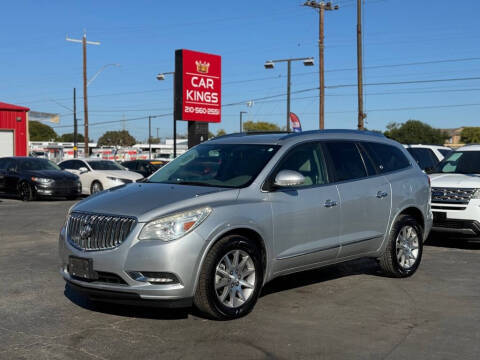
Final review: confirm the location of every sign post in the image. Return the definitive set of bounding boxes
[174,49,221,149]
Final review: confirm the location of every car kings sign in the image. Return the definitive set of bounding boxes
[174,49,221,123]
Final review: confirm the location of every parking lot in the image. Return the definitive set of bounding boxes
[0,197,479,360]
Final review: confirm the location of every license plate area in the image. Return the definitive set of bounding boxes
[68,256,97,280]
[433,211,447,222]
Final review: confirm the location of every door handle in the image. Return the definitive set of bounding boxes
[376,191,388,198]
[324,199,338,208]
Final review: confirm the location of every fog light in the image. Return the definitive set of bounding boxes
[128,271,179,284]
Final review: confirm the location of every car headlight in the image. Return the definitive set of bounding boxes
[139,207,212,241]
[471,189,480,199]
[31,177,53,184]
[107,176,124,183]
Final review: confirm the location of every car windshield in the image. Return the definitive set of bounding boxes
[19,158,61,171]
[87,160,125,171]
[148,143,280,188]
[433,151,480,174]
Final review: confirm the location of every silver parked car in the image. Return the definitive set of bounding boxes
[59,130,432,319]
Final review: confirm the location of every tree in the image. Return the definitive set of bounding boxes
[58,133,85,142]
[461,127,480,144]
[148,137,161,144]
[216,129,226,136]
[29,121,58,141]
[384,120,448,145]
[97,130,136,147]
[242,121,281,132]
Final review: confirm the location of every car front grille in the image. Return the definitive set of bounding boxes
[431,187,477,204]
[67,212,137,251]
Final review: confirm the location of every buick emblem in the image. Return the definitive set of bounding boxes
[79,223,93,239]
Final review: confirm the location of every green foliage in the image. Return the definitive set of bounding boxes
[148,137,161,144]
[29,121,58,141]
[384,120,448,145]
[216,129,226,136]
[460,127,480,144]
[58,133,85,142]
[97,130,136,147]
[242,121,281,132]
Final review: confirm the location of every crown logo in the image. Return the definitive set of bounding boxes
[195,61,210,74]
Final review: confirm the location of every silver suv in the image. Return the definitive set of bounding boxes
[59,130,432,319]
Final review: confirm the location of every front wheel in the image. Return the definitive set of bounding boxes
[378,215,423,277]
[194,235,263,320]
[90,181,103,194]
[18,182,35,201]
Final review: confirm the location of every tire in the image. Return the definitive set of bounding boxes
[18,182,35,201]
[378,215,423,278]
[90,181,103,194]
[194,235,263,320]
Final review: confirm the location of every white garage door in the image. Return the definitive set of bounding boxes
[0,130,14,157]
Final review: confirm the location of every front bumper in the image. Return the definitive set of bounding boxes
[35,182,82,197]
[431,198,480,236]
[58,223,207,305]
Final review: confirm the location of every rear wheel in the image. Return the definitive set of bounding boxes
[378,215,423,277]
[194,235,263,320]
[18,182,35,201]
[90,181,103,194]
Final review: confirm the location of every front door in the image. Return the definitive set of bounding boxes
[269,141,341,275]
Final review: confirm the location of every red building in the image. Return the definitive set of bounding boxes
[0,102,30,157]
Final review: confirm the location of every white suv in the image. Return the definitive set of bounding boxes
[430,145,480,236]
[403,144,452,171]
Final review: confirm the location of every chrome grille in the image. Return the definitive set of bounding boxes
[67,212,137,251]
[431,187,477,204]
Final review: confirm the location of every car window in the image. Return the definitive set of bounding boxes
[435,151,480,174]
[87,160,125,171]
[438,149,452,157]
[273,142,328,187]
[325,141,367,181]
[149,143,280,188]
[18,158,60,171]
[61,160,83,170]
[0,158,8,170]
[406,148,438,170]
[357,143,377,176]
[122,161,136,170]
[363,142,410,173]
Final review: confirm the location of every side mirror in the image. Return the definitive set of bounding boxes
[79,167,89,174]
[273,170,305,188]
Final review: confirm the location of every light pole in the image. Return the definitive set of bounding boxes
[87,64,120,87]
[156,72,176,158]
[239,111,247,133]
[264,57,314,132]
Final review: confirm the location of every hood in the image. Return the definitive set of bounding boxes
[429,173,480,188]
[73,182,239,222]
[23,170,78,181]
[94,170,143,180]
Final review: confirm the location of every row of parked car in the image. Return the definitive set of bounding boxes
[0,157,168,200]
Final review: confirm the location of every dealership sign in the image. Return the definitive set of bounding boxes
[174,49,221,123]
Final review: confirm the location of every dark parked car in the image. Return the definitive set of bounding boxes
[121,159,167,177]
[0,157,82,201]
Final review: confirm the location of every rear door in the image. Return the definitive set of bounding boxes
[4,159,20,193]
[324,141,391,258]
[269,141,341,274]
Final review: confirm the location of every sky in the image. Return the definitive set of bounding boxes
[1,0,479,141]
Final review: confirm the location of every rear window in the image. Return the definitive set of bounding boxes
[438,149,452,157]
[325,142,367,181]
[363,142,410,173]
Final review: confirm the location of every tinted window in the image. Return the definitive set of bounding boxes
[273,142,328,187]
[325,142,367,181]
[87,160,125,171]
[3,159,16,171]
[438,149,452,157]
[18,158,60,171]
[122,161,136,170]
[149,143,279,188]
[357,144,377,176]
[435,151,480,174]
[363,142,410,173]
[407,148,438,170]
[0,158,8,170]
[60,160,83,170]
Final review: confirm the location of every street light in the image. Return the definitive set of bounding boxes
[264,57,314,132]
[156,71,176,157]
[87,63,120,87]
[240,111,247,133]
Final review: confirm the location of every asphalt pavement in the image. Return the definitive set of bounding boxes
[0,196,479,360]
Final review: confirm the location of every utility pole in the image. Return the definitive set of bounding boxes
[148,116,152,159]
[73,88,78,158]
[240,111,247,132]
[357,0,366,130]
[304,1,339,129]
[156,128,159,140]
[66,33,100,156]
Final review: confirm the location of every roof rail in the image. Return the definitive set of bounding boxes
[280,129,385,139]
[210,131,291,140]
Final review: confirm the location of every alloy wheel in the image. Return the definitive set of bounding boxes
[395,225,419,269]
[215,249,256,308]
